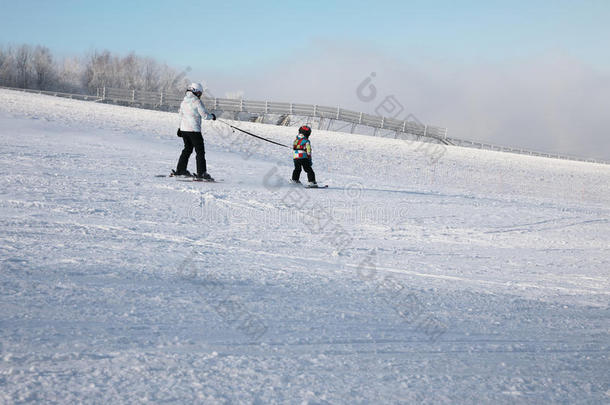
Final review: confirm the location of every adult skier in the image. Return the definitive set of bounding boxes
[173,82,216,180]
[291,125,317,187]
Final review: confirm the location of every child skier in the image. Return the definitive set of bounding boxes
[291,125,317,187]
[173,82,216,180]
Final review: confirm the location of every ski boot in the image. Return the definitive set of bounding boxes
[171,169,192,178]
[193,172,214,182]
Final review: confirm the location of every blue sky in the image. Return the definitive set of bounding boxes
[1,0,610,159]
[2,0,608,70]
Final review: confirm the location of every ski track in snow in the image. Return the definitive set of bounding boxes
[0,89,609,403]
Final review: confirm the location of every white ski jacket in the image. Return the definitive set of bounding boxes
[178,92,213,132]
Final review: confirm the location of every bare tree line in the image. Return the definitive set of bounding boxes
[0,44,190,94]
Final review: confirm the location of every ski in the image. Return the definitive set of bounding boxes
[155,174,192,178]
[177,178,222,183]
[155,174,222,182]
[289,180,328,188]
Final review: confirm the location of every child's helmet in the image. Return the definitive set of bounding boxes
[299,125,312,137]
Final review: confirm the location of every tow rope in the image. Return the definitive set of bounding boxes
[217,119,291,149]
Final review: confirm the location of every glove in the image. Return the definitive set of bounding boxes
[308,158,313,167]
[210,113,217,121]
[176,129,182,137]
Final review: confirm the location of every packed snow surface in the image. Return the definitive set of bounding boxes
[0,89,609,403]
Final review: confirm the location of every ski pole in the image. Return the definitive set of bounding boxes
[216,119,290,149]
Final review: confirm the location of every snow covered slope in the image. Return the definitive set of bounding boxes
[1,89,608,403]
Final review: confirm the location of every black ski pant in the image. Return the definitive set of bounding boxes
[292,158,316,183]
[177,131,206,175]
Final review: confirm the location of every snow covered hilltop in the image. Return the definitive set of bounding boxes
[1,88,609,403]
